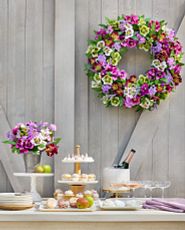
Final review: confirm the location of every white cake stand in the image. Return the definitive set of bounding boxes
[14,173,54,202]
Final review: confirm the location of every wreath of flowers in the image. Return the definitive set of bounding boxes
[85,15,184,111]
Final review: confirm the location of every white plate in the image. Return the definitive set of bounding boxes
[99,198,143,211]
[62,159,94,163]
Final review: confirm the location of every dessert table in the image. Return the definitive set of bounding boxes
[0,209,184,230]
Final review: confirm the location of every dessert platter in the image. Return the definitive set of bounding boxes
[99,198,143,210]
[58,145,98,194]
[38,189,99,212]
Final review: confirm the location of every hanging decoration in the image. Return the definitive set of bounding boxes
[85,15,184,111]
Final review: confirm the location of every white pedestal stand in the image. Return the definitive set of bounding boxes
[14,173,53,202]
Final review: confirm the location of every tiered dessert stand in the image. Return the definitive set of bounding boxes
[58,145,98,194]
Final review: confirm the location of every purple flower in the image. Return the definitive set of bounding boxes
[102,85,111,93]
[24,139,34,150]
[151,42,162,54]
[119,20,126,31]
[141,83,149,95]
[113,42,121,51]
[49,124,57,132]
[6,131,15,141]
[174,65,181,74]
[136,33,146,44]
[106,26,113,34]
[119,70,127,79]
[165,71,173,83]
[149,85,157,96]
[97,54,106,65]
[124,96,140,108]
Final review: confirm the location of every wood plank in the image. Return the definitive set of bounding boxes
[0,0,12,192]
[75,0,89,174]
[0,105,27,192]
[54,0,75,189]
[88,0,102,192]
[41,0,55,197]
[168,11,185,197]
[101,0,119,193]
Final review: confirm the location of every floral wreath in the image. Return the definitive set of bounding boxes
[85,15,184,111]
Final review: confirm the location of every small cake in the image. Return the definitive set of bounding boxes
[72,173,80,182]
[64,190,74,200]
[88,174,96,181]
[84,190,92,197]
[53,189,63,200]
[76,193,84,199]
[62,174,72,181]
[46,198,58,209]
[81,173,88,182]
[69,197,78,208]
[102,199,115,207]
[91,190,99,200]
[58,199,69,209]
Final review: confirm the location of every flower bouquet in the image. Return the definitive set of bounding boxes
[3,121,61,172]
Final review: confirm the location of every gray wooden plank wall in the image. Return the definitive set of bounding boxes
[0,0,185,197]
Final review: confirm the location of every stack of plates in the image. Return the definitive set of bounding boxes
[0,193,33,210]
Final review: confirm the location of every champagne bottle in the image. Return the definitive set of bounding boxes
[118,149,136,169]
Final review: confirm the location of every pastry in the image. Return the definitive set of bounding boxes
[64,190,74,200]
[46,198,58,209]
[91,190,99,200]
[62,174,72,181]
[72,173,80,182]
[84,190,92,197]
[81,173,88,182]
[69,197,78,208]
[58,199,69,208]
[76,193,84,199]
[88,174,96,181]
[53,189,63,200]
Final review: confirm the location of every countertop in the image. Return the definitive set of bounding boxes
[0,209,184,222]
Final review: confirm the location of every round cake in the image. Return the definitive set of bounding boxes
[103,167,130,191]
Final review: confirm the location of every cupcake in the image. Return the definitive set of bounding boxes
[64,190,74,200]
[91,190,99,200]
[53,189,63,200]
[72,173,80,182]
[84,190,92,198]
[81,174,88,182]
[76,193,84,199]
[62,174,72,181]
[88,174,96,181]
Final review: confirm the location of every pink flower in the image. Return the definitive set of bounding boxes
[124,15,139,24]
[149,20,161,32]
[174,65,182,74]
[126,38,137,48]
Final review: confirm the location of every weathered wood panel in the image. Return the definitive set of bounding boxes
[0,0,185,198]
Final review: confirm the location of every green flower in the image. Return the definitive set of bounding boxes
[111,97,120,107]
[109,20,119,29]
[138,74,148,84]
[139,25,149,37]
[111,52,121,60]
[112,59,119,66]
[102,95,110,105]
[139,42,150,52]
[102,75,113,85]
[140,97,153,109]
[86,45,94,54]
[94,73,101,83]
[97,41,105,50]
[91,47,99,57]
[91,81,100,88]
[138,17,146,26]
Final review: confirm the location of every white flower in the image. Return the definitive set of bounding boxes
[124,23,133,30]
[103,46,113,56]
[125,28,134,39]
[159,61,167,71]
[124,86,137,99]
[97,41,105,49]
[31,134,45,146]
[152,59,161,68]
[102,95,109,105]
